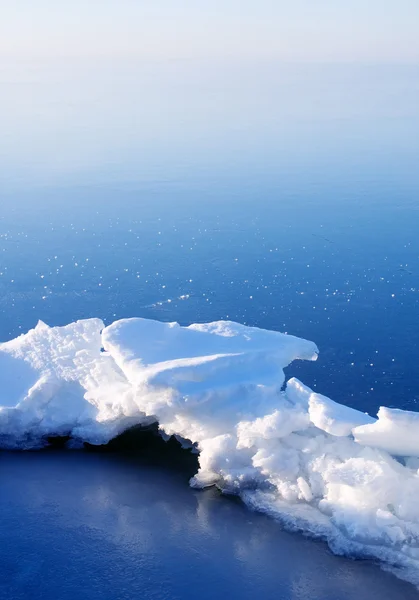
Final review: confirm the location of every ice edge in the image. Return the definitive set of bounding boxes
[1,316,419,587]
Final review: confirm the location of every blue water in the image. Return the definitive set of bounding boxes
[1,60,419,596]
[1,172,419,415]
[1,451,418,600]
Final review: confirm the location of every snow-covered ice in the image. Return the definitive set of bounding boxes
[2,317,419,585]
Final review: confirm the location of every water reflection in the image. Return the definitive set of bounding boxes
[0,451,417,600]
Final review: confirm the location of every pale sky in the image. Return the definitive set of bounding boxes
[1,0,418,190]
[1,0,419,63]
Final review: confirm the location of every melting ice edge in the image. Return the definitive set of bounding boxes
[2,317,419,585]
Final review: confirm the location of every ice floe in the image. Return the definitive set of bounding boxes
[1,316,419,585]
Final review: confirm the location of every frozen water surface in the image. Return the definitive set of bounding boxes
[1,451,418,600]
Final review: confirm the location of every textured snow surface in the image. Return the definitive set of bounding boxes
[2,317,419,585]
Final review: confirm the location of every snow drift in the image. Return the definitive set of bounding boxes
[1,317,419,584]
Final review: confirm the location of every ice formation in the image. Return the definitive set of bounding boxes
[2,317,419,584]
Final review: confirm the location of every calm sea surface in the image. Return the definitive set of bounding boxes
[1,451,419,600]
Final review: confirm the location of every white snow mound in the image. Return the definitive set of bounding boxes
[1,316,419,585]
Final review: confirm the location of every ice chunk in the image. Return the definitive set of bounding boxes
[102,317,318,391]
[353,406,419,457]
[0,319,147,447]
[287,377,375,436]
[0,351,39,408]
[100,318,318,447]
[308,391,376,436]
